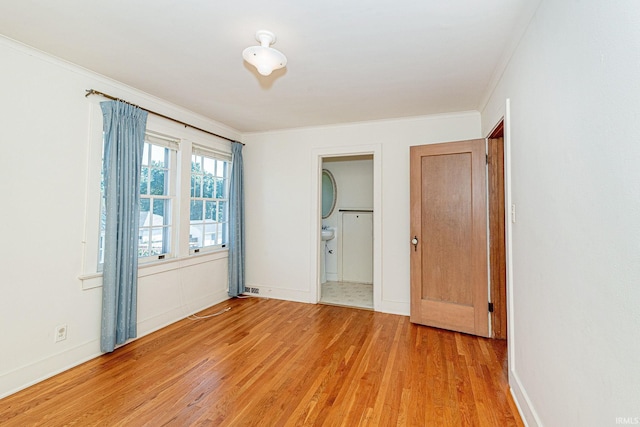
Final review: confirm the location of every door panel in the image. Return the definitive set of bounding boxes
[341,212,373,283]
[410,139,489,337]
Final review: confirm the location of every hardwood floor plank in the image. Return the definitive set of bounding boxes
[0,298,522,426]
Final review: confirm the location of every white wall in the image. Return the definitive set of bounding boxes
[242,113,480,313]
[0,37,238,398]
[322,157,374,281]
[482,1,640,425]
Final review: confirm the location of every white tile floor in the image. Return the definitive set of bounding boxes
[320,281,373,310]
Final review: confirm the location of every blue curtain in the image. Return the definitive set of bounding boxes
[228,141,245,297]
[100,101,148,353]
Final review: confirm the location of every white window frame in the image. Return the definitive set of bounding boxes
[189,145,231,254]
[137,132,179,264]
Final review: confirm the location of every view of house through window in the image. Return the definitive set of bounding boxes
[190,150,229,251]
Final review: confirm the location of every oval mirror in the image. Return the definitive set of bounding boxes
[321,169,337,218]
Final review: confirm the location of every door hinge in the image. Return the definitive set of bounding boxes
[488,302,494,313]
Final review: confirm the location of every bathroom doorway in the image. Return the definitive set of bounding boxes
[319,155,374,309]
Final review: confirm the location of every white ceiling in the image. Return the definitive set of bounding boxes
[0,0,540,132]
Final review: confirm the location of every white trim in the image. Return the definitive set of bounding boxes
[243,110,480,136]
[240,286,312,304]
[510,371,542,426]
[504,99,515,372]
[310,144,382,310]
[502,99,539,425]
[79,102,106,277]
[78,249,229,290]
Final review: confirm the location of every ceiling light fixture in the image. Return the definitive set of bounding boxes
[242,30,287,76]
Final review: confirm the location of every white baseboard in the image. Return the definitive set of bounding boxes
[510,369,542,426]
[244,284,312,304]
[377,299,410,316]
[0,290,230,400]
[0,339,102,400]
[137,289,230,336]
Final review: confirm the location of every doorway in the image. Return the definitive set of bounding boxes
[319,155,374,310]
[488,121,507,339]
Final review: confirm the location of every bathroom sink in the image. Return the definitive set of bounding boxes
[321,228,335,241]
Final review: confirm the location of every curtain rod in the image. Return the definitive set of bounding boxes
[85,89,244,145]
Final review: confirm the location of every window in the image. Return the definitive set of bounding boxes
[138,138,176,260]
[99,133,178,265]
[190,148,230,252]
[81,107,236,287]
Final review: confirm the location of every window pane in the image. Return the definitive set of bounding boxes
[202,174,214,198]
[140,198,151,227]
[161,226,171,254]
[190,200,203,221]
[214,178,224,198]
[138,228,150,257]
[140,167,149,195]
[218,201,227,222]
[203,157,216,175]
[150,227,165,255]
[150,169,165,195]
[150,144,167,167]
[216,160,226,178]
[205,201,217,220]
[152,199,169,225]
[189,224,204,249]
[204,223,217,247]
[191,175,202,198]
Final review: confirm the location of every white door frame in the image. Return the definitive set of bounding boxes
[493,99,534,422]
[309,144,382,309]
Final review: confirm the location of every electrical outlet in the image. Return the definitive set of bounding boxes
[55,324,67,343]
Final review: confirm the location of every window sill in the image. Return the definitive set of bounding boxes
[78,248,229,290]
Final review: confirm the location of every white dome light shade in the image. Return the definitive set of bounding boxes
[242,30,287,76]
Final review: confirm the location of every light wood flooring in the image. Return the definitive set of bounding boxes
[0,297,522,426]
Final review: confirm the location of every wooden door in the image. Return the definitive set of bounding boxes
[488,134,507,339]
[410,139,489,337]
